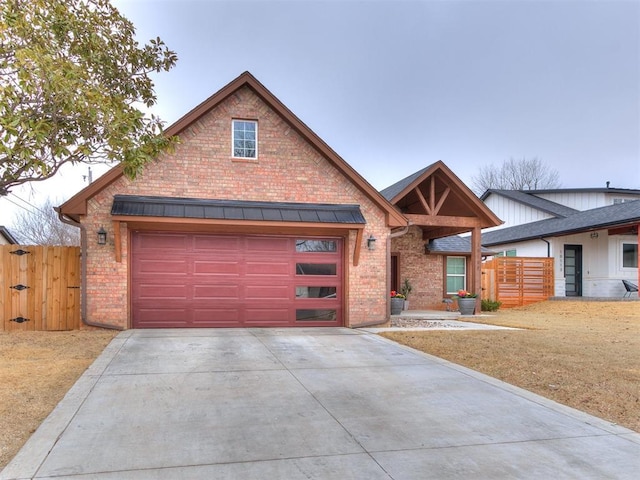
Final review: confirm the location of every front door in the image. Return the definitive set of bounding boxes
[564,244,583,297]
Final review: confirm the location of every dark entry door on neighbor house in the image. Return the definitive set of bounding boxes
[131,232,343,328]
[564,244,583,297]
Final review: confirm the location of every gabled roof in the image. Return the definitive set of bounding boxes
[59,72,406,228]
[381,161,502,231]
[111,195,366,224]
[0,226,18,244]
[480,190,579,218]
[481,199,640,246]
[380,164,432,201]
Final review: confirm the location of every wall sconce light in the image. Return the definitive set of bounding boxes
[97,227,107,245]
[590,232,599,239]
[367,234,377,251]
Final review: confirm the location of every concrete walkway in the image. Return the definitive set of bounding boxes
[2,328,639,479]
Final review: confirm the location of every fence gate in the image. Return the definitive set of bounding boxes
[482,257,555,308]
[1,245,81,331]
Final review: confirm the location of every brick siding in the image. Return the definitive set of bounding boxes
[82,86,389,328]
[391,226,447,310]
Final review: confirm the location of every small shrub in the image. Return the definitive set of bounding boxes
[481,299,502,312]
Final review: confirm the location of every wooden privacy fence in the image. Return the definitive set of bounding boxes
[482,257,555,308]
[1,245,81,331]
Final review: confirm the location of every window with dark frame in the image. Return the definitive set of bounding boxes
[232,120,257,159]
[622,243,638,268]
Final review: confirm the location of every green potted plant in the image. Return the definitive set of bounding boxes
[400,279,412,310]
[455,289,478,315]
[390,291,405,315]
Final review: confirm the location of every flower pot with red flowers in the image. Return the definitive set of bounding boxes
[390,291,405,315]
[455,289,478,315]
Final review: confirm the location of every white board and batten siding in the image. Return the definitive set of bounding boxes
[536,191,640,211]
[482,195,555,232]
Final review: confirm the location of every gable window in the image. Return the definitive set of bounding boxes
[446,256,466,294]
[232,120,257,159]
[622,243,638,268]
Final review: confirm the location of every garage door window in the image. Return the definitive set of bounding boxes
[296,263,337,275]
[296,286,337,298]
[296,240,337,252]
[296,309,337,321]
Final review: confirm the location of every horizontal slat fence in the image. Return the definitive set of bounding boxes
[1,245,81,331]
[482,257,554,308]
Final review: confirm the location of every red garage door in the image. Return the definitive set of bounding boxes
[131,232,343,328]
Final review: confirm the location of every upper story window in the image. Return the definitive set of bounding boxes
[232,120,257,159]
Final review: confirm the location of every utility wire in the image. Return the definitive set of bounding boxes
[9,193,49,215]
[2,195,33,213]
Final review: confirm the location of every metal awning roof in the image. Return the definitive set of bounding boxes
[111,195,366,224]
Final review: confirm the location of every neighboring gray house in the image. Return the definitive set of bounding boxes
[480,188,640,298]
[0,226,18,245]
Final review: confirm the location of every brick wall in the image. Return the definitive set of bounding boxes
[391,226,446,310]
[82,86,390,328]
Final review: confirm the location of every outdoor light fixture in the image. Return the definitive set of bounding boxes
[97,227,107,245]
[367,234,377,250]
[590,232,599,239]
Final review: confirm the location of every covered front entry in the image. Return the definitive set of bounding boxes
[131,232,343,328]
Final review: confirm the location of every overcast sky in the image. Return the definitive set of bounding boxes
[1,0,639,227]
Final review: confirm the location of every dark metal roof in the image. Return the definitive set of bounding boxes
[380,164,435,201]
[480,187,640,199]
[481,190,579,218]
[0,226,18,244]
[111,195,366,224]
[481,199,640,246]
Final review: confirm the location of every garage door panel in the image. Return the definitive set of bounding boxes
[245,284,290,300]
[193,285,240,300]
[193,260,240,275]
[193,309,240,325]
[244,308,291,324]
[132,232,343,328]
[136,258,189,275]
[245,237,290,253]
[193,235,241,251]
[135,309,189,327]
[137,233,188,250]
[245,261,290,276]
[136,284,188,300]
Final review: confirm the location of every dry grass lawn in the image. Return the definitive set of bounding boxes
[0,330,117,470]
[382,301,640,433]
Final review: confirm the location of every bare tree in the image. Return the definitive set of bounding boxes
[471,157,561,196]
[11,197,79,245]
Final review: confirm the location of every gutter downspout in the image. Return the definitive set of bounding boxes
[56,209,123,331]
[353,224,411,329]
[541,237,551,257]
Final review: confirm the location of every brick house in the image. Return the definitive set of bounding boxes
[58,72,500,329]
[381,164,502,310]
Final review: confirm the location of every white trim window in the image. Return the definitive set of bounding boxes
[622,243,638,268]
[446,256,466,294]
[232,120,257,159]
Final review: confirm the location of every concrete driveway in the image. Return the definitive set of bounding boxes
[2,328,639,479]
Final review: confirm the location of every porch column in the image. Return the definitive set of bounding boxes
[471,226,482,312]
